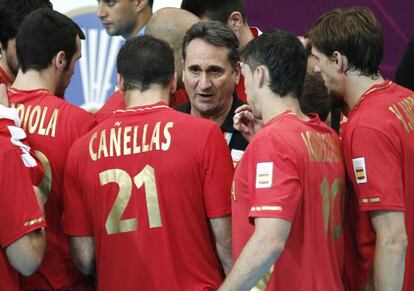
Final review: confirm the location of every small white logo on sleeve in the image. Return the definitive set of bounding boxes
[352,157,367,184]
[256,162,273,188]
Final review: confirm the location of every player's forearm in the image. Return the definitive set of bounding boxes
[209,216,233,275]
[216,238,233,276]
[374,232,407,291]
[70,236,96,276]
[218,228,284,291]
[6,228,46,276]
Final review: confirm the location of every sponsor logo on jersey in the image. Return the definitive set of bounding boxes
[65,7,124,111]
[352,157,367,184]
[255,162,273,188]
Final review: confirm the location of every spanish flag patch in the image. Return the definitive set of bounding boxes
[352,157,367,184]
[256,162,273,189]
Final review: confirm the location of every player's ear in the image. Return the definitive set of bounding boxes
[234,62,241,85]
[117,74,126,92]
[135,0,149,13]
[170,72,177,95]
[332,51,347,72]
[255,65,266,88]
[55,51,67,72]
[227,11,243,33]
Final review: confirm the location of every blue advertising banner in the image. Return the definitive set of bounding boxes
[65,7,123,111]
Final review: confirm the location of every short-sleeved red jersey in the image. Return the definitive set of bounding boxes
[64,102,233,291]
[341,81,414,291]
[8,88,96,289]
[93,91,125,124]
[232,111,345,291]
[94,90,190,124]
[0,135,46,291]
[0,105,44,185]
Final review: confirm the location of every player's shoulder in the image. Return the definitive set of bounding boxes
[56,98,95,122]
[0,136,21,160]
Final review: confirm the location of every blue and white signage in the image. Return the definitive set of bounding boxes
[65,7,123,111]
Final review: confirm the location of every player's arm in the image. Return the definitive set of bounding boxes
[219,217,291,291]
[5,228,46,276]
[210,216,232,276]
[370,210,407,291]
[70,236,96,276]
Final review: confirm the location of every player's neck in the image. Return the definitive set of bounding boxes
[12,69,56,94]
[125,86,169,108]
[0,58,15,82]
[261,93,309,124]
[343,72,385,110]
[127,9,152,39]
[239,24,254,48]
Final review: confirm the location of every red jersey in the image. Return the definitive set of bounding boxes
[232,111,345,291]
[64,102,233,291]
[0,135,46,291]
[0,66,13,86]
[0,105,44,185]
[8,88,96,289]
[94,90,190,123]
[341,80,414,291]
[94,91,125,124]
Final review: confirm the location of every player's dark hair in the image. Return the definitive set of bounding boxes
[117,35,175,92]
[181,0,246,24]
[16,8,85,73]
[299,73,331,121]
[308,7,383,77]
[183,21,240,70]
[242,29,307,98]
[0,0,53,50]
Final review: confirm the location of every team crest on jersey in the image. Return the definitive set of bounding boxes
[64,7,124,111]
[255,162,273,189]
[352,157,367,184]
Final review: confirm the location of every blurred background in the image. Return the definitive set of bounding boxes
[50,0,414,107]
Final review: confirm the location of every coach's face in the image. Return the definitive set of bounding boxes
[183,38,240,118]
[97,0,138,39]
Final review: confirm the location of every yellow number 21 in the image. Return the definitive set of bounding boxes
[99,165,162,235]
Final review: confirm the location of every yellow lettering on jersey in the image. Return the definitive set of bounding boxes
[109,127,121,157]
[389,95,414,133]
[10,103,58,137]
[150,122,161,151]
[132,126,141,154]
[301,131,342,163]
[38,107,48,135]
[98,129,108,159]
[123,126,132,155]
[89,132,98,161]
[162,122,173,151]
[46,109,58,137]
[28,106,41,134]
[142,124,150,152]
[90,122,175,161]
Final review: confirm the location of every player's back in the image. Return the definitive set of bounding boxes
[65,102,233,291]
[234,112,345,290]
[8,87,96,289]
